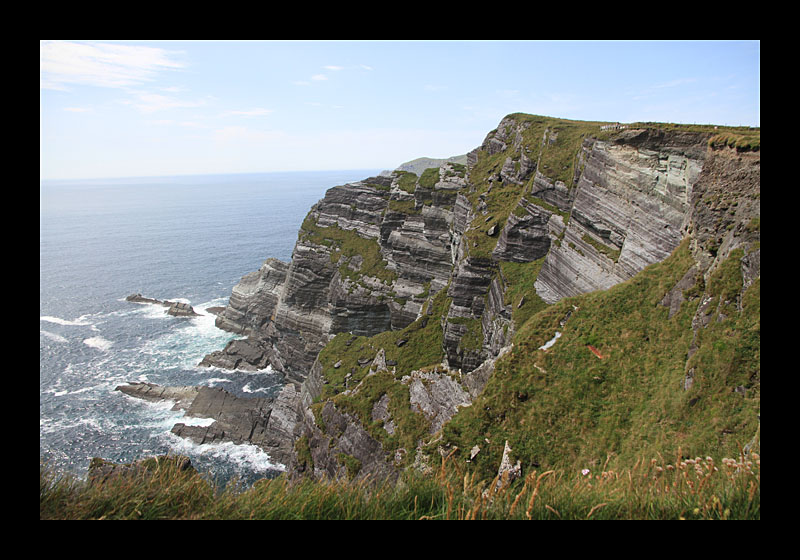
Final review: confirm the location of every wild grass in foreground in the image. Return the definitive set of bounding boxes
[40,449,759,520]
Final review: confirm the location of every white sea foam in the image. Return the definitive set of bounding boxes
[136,299,245,370]
[165,433,286,473]
[84,336,113,351]
[205,378,232,386]
[141,402,286,473]
[180,415,216,427]
[41,315,92,326]
[242,382,272,395]
[200,363,275,375]
[41,330,68,343]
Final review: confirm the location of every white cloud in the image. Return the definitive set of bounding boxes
[122,91,208,114]
[40,40,184,90]
[651,77,697,90]
[311,74,328,81]
[323,65,344,71]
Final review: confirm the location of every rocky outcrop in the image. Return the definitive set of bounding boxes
[201,168,470,383]
[213,258,288,335]
[291,399,399,483]
[403,370,472,434]
[197,338,270,371]
[126,294,199,317]
[115,381,301,468]
[491,200,552,263]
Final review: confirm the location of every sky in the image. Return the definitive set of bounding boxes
[40,40,760,180]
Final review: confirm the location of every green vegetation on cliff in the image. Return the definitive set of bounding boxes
[311,287,453,465]
[300,215,397,286]
[463,114,611,260]
[302,112,760,490]
[440,240,760,480]
[42,114,759,520]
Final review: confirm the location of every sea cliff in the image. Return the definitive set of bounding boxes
[117,113,760,484]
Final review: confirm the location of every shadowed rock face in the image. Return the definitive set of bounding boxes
[116,381,302,468]
[201,168,469,382]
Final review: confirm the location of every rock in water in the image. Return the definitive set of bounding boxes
[125,293,198,316]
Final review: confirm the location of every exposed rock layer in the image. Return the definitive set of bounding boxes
[115,114,759,486]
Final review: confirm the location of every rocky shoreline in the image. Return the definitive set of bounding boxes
[115,381,301,469]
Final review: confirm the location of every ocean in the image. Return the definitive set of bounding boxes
[40,169,381,487]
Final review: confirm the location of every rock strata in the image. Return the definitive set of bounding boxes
[533,132,709,303]
[119,113,758,487]
[200,170,470,382]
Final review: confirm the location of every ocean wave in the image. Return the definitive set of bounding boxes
[41,330,68,343]
[205,378,232,386]
[164,433,286,473]
[134,400,212,431]
[242,382,274,395]
[40,315,93,326]
[199,363,275,375]
[83,336,113,351]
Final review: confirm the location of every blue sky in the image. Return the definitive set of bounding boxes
[40,40,759,180]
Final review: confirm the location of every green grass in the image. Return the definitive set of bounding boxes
[41,448,759,519]
[300,215,397,286]
[581,233,621,262]
[708,132,760,152]
[499,257,549,328]
[462,114,612,260]
[440,240,760,479]
[418,167,440,190]
[312,288,452,463]
[446,316,483,351]
[395,171,418,193]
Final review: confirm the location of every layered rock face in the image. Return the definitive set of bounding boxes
[533,130,707,304]
[202,167,468,384]
[181,113,759,483]
[201,116,749,384]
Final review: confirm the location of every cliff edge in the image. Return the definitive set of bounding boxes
[121,113,759,484]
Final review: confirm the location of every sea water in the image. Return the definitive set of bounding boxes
[40,169,381,487]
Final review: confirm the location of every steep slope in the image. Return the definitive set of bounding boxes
[194,113,759,483]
